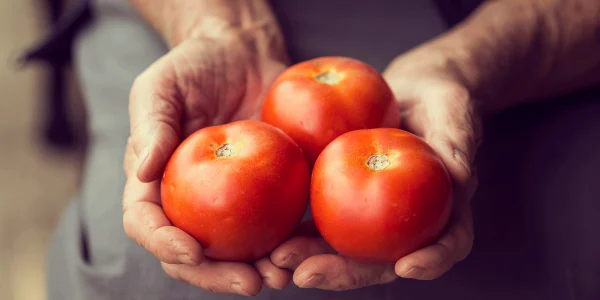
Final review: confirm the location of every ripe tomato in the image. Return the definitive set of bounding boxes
[311,128,452,263]
[261,56,400,167]
[161,120,310,262]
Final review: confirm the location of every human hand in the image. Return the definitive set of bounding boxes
[269,45,481,290]
[122,34,292,296]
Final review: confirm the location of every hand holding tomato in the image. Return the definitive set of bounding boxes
[161,120,310,263]
[122,36,293,296]
[310,128,453,264]
[269,48,481,290]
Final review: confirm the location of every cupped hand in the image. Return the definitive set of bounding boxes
[269,47,482,291]
[122,35,291,296]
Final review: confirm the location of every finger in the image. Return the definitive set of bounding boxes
[122,176,203,265]
[270,236,335,270]
[293,255,397,290]
[254,257,292,290]
[161,261,262,296]
[129,64,183,183]
[423,85,481,185]
[395,209,474,280]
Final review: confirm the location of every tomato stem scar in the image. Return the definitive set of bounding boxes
[215,143,234,158]
[366,154,390,171]
[314,71,341,85]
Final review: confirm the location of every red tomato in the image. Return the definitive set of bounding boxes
[261,56,400,167]
[161,120,310,262]
[311,128,452,263]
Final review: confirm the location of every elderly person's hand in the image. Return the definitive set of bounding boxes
[121,15,292,295]
[269,0,600,290]
[268,40,481,290]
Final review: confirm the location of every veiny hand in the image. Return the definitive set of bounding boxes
[269,46,482,290]
[122,35,291,296]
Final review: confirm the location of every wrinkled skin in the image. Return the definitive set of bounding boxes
[123,32,481,295]
[122,36,295,296]
[269,46,482,291]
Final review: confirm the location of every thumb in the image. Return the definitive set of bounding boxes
[128,67,183,182]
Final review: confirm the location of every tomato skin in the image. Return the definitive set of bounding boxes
[261,56,400,167]
[310,128,452,263]
[161,120,310,262]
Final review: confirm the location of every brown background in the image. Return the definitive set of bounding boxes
[0,1,85,299]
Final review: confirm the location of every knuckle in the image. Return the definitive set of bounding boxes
[139,229,155,252]
[153,96,181,120]
[332,281,351,291]
[452,126,475,151]
[128,123,146,154]
[451,149,473,183]
[123,203,161,254]
[346,274,369,290]
[347,275,360,290]
[130,117,151,139]
[141,210,160,235]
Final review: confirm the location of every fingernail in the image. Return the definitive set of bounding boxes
[401,267,425,279]
[231,282,252,296]
[137,147,150,171]
[280,252,297,266]
[299,273,325,288]
[176,254,196,265]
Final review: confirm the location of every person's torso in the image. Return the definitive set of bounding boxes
[72,1,463,299]
[269,0,449,70]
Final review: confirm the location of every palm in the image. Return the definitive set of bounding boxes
[148,38,287,138]
[123,37,291,296]
[268,57,481,291]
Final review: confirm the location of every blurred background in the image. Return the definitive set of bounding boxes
[1,0,87,299]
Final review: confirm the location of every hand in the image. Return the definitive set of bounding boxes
[122,35,291,296]
[269,45,481,290]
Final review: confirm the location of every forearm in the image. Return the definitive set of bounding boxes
[444,0,600,113]
[128,0,287,60]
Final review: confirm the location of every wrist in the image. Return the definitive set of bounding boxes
[434,1,559,113]
[182,18,289,65]
[131,0,288,63]
[429,29,510,114]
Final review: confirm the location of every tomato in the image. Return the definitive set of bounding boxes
[161,120,310,262]
[261,56,400,167]
[310,128,452,263]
